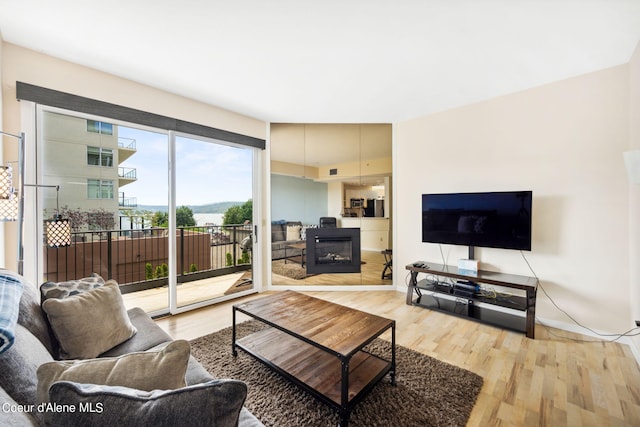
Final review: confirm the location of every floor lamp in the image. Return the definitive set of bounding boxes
[0,130,71,276]
[0,130,25,275]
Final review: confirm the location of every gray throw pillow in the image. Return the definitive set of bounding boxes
[41,280,136,359]
[45,379,248,427]
[37,340,190,404]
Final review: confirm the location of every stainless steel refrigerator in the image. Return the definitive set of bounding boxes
[365,199,384,217]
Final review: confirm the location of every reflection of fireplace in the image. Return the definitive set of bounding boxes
[306,228,361,274]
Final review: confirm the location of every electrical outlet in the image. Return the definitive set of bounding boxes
[636,320,640,327]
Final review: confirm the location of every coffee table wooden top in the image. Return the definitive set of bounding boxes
[234,290,394,357]
[285,242,306,250]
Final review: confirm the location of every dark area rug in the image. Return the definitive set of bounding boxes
[224,271,253,295]
[271,260,313,280]
[190,321,483,427]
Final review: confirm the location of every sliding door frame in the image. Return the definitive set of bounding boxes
[19,82,265,316]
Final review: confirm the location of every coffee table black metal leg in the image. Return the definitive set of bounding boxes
[232,307,238,357]
[340,358,350,427]
[390,323,397,385]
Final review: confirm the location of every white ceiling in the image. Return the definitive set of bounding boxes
[1,1,639,124]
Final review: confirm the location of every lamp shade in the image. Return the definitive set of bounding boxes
[0,165,13,200]
[46,217,71,247]
[0,198,18,221]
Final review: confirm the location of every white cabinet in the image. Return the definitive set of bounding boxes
[339,218,389,251]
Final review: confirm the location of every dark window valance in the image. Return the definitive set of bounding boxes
[16,81,265,149]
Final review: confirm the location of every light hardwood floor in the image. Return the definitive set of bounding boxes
[154,290,640,426]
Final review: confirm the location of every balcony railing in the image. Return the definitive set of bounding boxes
[118,192,137,208]
[118,137,137,150]
[118,167,137,180]
[43,224,252,294]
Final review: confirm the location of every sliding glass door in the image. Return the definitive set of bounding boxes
[172,134,254,310]
[38,107,258,316]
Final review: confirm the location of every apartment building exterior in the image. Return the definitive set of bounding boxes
[42,111,136,231]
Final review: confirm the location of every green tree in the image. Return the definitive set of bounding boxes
[176,206,196,227]
[223,199,252,225]
[124,209,154,229]
[152,211,169,227]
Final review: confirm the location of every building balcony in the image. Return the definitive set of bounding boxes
[118,137,137,162]
[118,167,137,186]
[119,192,137,209]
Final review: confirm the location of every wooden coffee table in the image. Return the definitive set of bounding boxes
[232,291,396,426]
[284,242,307,267]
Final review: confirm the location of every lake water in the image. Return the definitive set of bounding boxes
[194,213,225,226]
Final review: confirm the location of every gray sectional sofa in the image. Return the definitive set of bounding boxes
[270,220,323,261]
[0,270,263,427]
[271,220,304,260]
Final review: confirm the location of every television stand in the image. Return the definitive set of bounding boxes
[406,262,538,339]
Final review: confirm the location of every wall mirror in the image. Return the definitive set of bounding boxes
[270,123,392,287]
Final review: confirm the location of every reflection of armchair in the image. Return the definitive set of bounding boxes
[319,217,336,228]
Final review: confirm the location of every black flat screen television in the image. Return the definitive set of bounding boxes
[422,191,532,251]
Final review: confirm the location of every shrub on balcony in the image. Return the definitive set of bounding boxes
[145,263,154,280]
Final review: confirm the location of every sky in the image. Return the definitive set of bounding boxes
[118,126,253,207]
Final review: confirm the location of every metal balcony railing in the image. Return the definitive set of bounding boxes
[43,224,253,294]
[118,137,136,150]
[118,192,137,208]
[118,167,137,180]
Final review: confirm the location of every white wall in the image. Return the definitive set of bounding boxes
[1,42,267,274]
[0,32,5,267]
[395,64,632,335]
[629,41,640,355]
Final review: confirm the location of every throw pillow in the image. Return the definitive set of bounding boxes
[36,339,190,404]
[40,273,105,302]
[41,281,137,359]
[286,224,301,241]
[45,379,247,427]
[300,224,318,241]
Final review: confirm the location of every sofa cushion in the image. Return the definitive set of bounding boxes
[45,379,247,427]
[36,339,190,404]
[0,270,24,354]
[17,273,55,356]
[0,324,54,409]
[100,307,172,357]
[0,387,39,426]
[41,281,137,359]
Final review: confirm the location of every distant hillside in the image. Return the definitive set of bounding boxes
[137,201,243,214]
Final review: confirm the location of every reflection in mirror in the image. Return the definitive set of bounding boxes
[270,123,392,287]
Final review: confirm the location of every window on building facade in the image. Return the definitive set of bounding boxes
[87,146,114,167]
[87,120,114,135]
[87,179,114,199]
